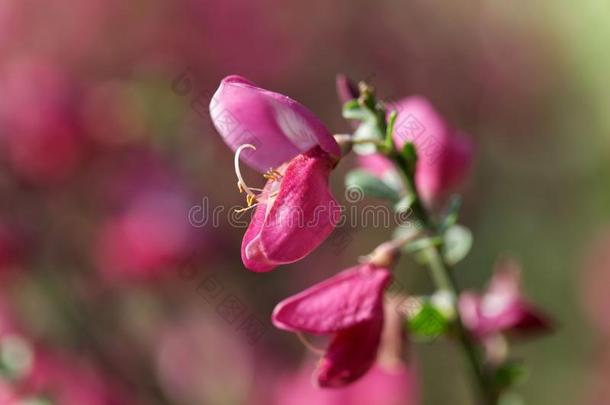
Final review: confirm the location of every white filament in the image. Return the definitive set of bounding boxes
[234,144,257,199]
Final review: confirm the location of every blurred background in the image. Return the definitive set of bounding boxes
[0,0,609,404]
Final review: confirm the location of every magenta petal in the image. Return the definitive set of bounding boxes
[210,75,340,173]
[356,154,396,179]
[315,316,384,388]
[272,265,392,334]
[240,197,275,272]
[335,74,359,104]
[459,266,553,338]
[241,147,340,272]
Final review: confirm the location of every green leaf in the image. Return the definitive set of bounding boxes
[345,170,401,203]
[405,298,451,341]
[403,236,443,254]
[438,195,462,232]
[401,142,418,162]
[342,99,371,121]
[494,361,528,390]
[384,110,398,149]
[393,194,414,214]
[442,224,473,265]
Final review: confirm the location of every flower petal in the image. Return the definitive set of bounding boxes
[315,316,384,388]
[210,75,340,173]
[459,263,553,338]
[242,147,340,272]
[389,96,474,203]
[272,264,392,334]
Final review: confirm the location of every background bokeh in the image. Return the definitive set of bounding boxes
[1,1,609,404]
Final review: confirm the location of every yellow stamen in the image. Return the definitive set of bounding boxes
[233,144,283,211]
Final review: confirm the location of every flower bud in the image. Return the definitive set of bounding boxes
[363,240,402,268]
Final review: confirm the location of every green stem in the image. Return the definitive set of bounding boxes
[396,151,498,405]
[357,84,498,404]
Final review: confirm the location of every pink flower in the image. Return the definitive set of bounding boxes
[95,190,198,281]
[0,59,88,184]
[24,350,134,405]
[390,96,474,203]
[459,258,552,339]
[356,96,474,205]
[272,264,392,387]
[210,76,342,272]
[274,362,419,405]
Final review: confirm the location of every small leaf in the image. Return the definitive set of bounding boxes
[403,236,443,254]
[342,100,371,121]
[438,195,462,232]
[494,361,528,390]
[401,142,418,163]
[405,298,451,341]
[442,224,473,265]
[393,194,414,215]
[345,170,401,203]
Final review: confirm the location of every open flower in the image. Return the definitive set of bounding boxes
[272,264,392,387]
[458,258,552,339]
[210,76,342,272]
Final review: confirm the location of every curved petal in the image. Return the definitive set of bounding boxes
[272,264,391,334]
[315,316,384,388]
[240,196,275,272]
[241,147,340,272]
[210,75,340,172]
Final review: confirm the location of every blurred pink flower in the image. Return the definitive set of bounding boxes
[0,59,88,184]
[24,350,133,405]
[389,96,473,203]
[210,76,341,271]
[355,96,474,205]
[95,189,197,281]
[0,299,131,405]
[273,264,392,387]
[459,258,552,339]
[156,313,257,405]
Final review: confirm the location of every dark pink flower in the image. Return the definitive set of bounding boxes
[459,258,552,339]
[272,264,392,387]
[210,76,341,272]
